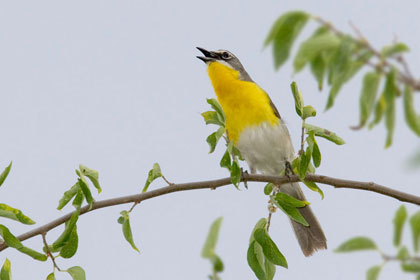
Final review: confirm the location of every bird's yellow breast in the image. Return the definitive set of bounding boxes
[207,62,279,143]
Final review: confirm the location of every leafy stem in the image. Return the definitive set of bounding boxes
[41,233,61,272]
[312,15,420,91]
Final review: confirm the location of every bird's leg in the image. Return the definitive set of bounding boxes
[284,161,294,179]
[241,168,249,189]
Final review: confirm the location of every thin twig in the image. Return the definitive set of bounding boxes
[41,233,61,272]
[390,29,414,78]
[381,253,420,262]
[349,21,368,44]
[396,55,414,78]
[266,197,277,233]
[161,175,174,186]
[128,201,139,213]
[266,212,273,232]
[1,173,420,252]
[299,120,305,155]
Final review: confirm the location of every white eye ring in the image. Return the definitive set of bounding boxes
[221,52,230,59]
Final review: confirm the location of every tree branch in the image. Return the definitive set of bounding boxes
[0,173,419,252]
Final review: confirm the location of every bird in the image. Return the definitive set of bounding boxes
[196,47,327,256]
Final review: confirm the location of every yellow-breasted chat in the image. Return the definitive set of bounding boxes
[197,47,327,256]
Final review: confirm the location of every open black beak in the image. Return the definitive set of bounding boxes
[196,47,217,63]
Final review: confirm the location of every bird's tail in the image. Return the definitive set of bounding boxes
[279,182,327,257]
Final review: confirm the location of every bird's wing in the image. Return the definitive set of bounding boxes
[268,96,281,119]
[259,86,281,119]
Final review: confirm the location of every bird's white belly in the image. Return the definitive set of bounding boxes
[236,121,296,175]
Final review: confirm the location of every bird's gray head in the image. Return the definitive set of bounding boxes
[196,47,253,82]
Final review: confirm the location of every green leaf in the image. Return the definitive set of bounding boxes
[0,259,11,280]
[325,36,355,110]
[52,210,80,251]
[305,123,345,145]
[291,157,300,174]
[265,11,309,69]
[307,161,316,174]
[0,225,47,261]
[306,133,320,167]
[264,259,276,280]
[201,111,224,126]
[79,165,101,193]
[227,141,243,160]
[254,228,288,268]
[72,189,84,210]
[359,72,381,127]
[410,211,420,252]
[247,240,268,280]
[85,174,101,193]
[298,147,311,179]
[290,81,304,117]
[326,54,370,110]
[206,127,225,154]
[310,53,327,91]
[366,265,381,280]
[202,217,223,258]
[335,236,377,252]
[303,181,324,199]
[57,183,80,210]
[393,205,407,247]
[230,160,241,188]
[46,273,56,280]
[206,99,225,124]
[142,163,163,193]
[381,42,409,57]
[302,105,317,119]
[60,226,78,259]
[78,178,93,209]
[401,261,420,273]
[397,246,410,261]
[250,218,268,242]
[0,203,35,225]
[220,150,231,171]
[118,210,140,253]
[247,219,277,280]
[66,266,86,280]
[273,193,309,226]
[264,183,274,195]
[210,254,224,273]
[369,94,386,129]
[0,162,12,187]
[383,70,397,148]
[0,225,19,249]
[308,27,331,90]
[312,141,321,168]
[275,193,309,208]
[403,85,420,136]
[294,33,340,72]
[18,246,48,261]
[354,48,374,66]
[327,36,353,82]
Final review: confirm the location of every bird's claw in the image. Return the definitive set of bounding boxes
[284,161,294,179]
[241,168,249,189]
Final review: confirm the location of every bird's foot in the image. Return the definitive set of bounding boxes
[241,168,249,189]
[284,161,294,180]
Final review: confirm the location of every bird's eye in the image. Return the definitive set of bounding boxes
[221,52,230,59]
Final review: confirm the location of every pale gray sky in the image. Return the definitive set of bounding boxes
[1,1,420,279]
